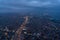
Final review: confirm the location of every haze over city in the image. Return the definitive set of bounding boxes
[0,0,60,40]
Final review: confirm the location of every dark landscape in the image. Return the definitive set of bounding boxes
[0,0,60,40]
[0,13,60,40]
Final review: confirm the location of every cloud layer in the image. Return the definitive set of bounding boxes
[0,0,60,7]
[0,0,60,13]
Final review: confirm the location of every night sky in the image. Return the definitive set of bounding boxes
[0,0,60,17]
[0,0,60,7]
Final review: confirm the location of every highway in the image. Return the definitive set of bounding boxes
[14,16,29,40]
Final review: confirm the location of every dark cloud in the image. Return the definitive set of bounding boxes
[0,0,60,12]
[0,0,60,7]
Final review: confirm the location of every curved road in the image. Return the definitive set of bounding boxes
[14,16,29,40]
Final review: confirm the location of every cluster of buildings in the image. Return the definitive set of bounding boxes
[0,26,15,40]
[20,26,51,40]
[0,16,60,40]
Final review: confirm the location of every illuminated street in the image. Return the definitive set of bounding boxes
[14,16,29,40]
